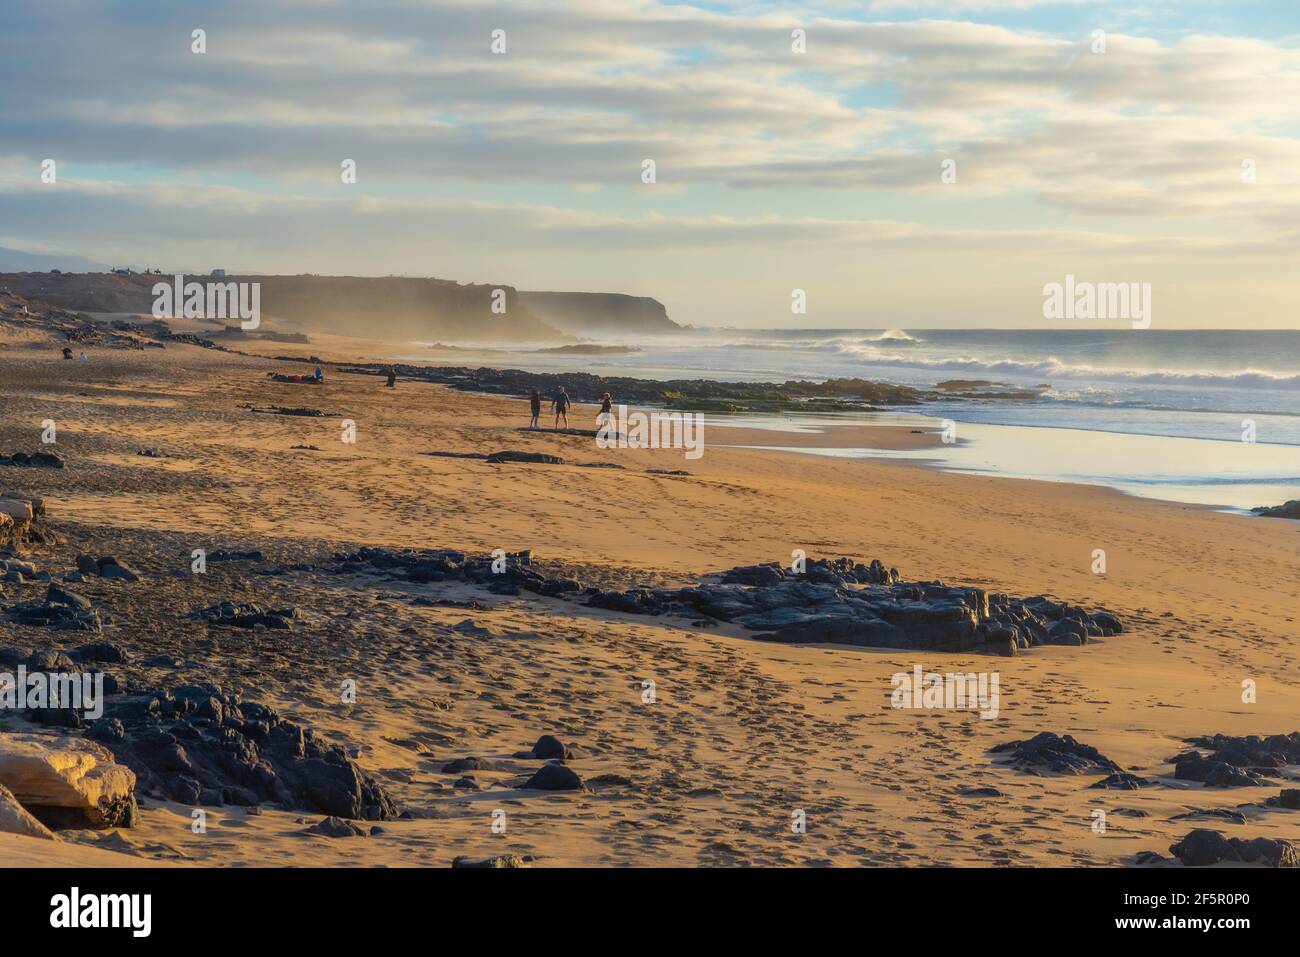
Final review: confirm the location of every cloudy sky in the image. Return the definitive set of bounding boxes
[2,0,1298,328]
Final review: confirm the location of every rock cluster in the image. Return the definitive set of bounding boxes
[245,405,337,417]
[334,551,1121,655]
[5,583,102,631]
[0,556,49,584]
[452,854,530,868]
[189,600,295,629]
[0,452,64,469]
[208,549,265,563]
[90,684,398,821]
[332,547,581,598]
[1251,499,1300,520]
[485,451,564,465]
[74,554,140,581]
[990,732,1123,775]
[587,558,1123,655]
[1170,829,1298,867]
[1172,732,1300,787]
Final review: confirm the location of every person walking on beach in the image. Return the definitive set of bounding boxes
[552,386,570,430]
[385,365,397,388]
[597,392,613,429]
[529,388,542,430]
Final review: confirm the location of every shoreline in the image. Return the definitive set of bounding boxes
[0,333,1297,868]
[18,312,1299,513]
[219,329,1300,513]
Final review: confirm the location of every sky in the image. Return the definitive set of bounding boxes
[1,0,1298,328]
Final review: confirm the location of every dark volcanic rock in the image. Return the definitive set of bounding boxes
[209,549,265,563]
[74,641,129,663]
[329,547,577,601]
[452,854,529,868]
[441,756,494,774]
[329,549,1122,657]
[1171,732,1300,787]
[189,600,295,629]
[333,362,938,413]
[0,450,65,468]
[531,734,569,760]
[5,583,102,631]
[485,451,564,465]
[1184,732,1300,767]
[588,557,1120,656]
[27,648,78,672]
[520,763,585,791]
[1252,499,1300,520]
[990,732,1122,775]
[1171,807,1249,825]
[1170,829,1298,867]
[1134,850,1170,866]
[1090,772,1155,790]
[98,684,398,820]
[246,405,337,417]
[1173,756,1268,787]
[98,558,140,582]
[305,816,367,838]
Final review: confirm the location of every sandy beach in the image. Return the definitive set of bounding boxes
[1,323,1296,868]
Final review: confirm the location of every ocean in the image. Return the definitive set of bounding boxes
[403,328,1300,511]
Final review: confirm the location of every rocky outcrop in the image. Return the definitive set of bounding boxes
[1170,829,1299,867]
[1252,499,1300,520]
[585,558,1123,655]
[485,451,563,465]
[990,733,1123,775]
[0,452,65,469]
[333,550,1121,656]
[189,601,295,630]
[5,583,103,631]
[0,732,137,829]
[338,363,934,413]
[1171,732,1300,787]
[452,854,530,868]
[91,683,398,821]
[332,547,581,598]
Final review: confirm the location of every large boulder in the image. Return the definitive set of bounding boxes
[1171,829,1299,868]
[520,763,585,791]
[0,732,137,828]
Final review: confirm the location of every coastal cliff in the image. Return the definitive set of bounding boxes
[519,291,680,335]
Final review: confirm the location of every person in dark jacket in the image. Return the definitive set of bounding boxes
[552,387,570,430]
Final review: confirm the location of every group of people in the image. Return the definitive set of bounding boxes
[528,387,613,431]
[296,365,613,432]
